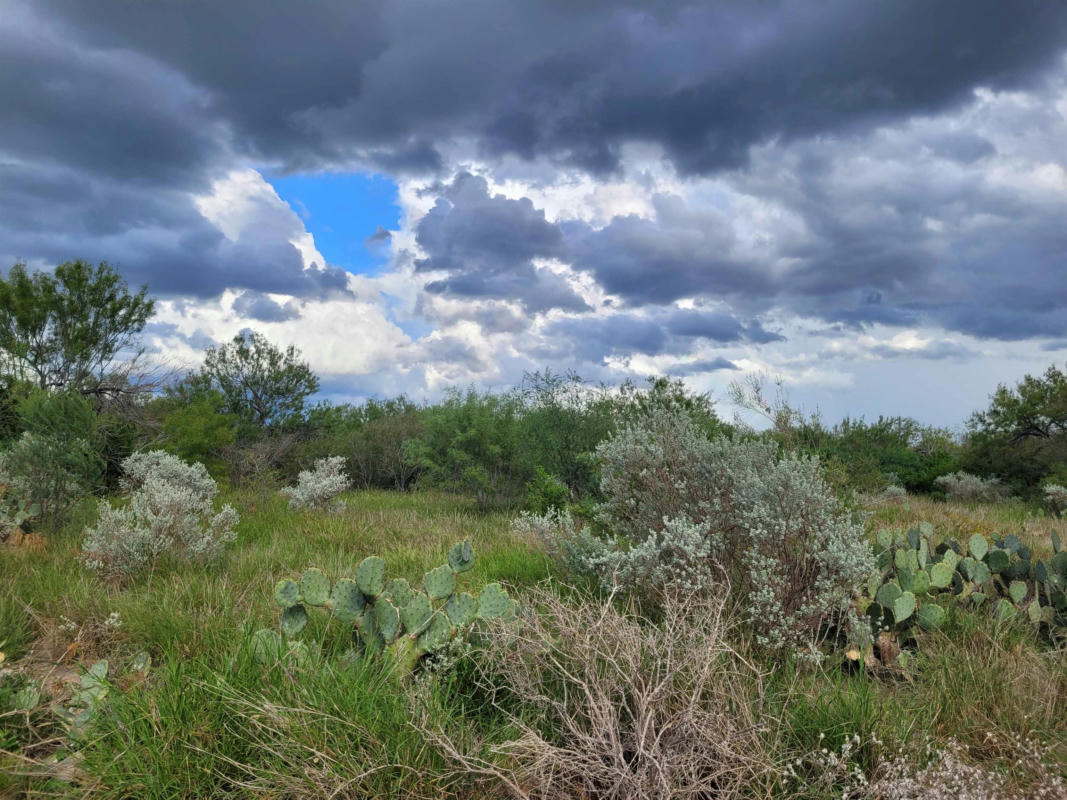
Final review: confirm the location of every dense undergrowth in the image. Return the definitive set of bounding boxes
[2,488,1064,799]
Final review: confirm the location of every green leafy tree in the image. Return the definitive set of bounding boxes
[189,331,319,433]
[0,261,154,394]
[403,389,526,509]
[964,363,1067,491]
[152,389,238,477]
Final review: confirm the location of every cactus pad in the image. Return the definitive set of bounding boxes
[875,529,893,551]
[300,568,330,606]
[993,598,1015,621]
[401,593,432,634]
[968,534,988,560]
[448,540,476,573]
[892,591,916,623]
[423,564,457,600]
[1028,600,1043,624]
[280,603,308,637]
[376,600,401,642]
[251,628,284,664]
[875,581,902,608]
[478,582,511,620]
[359,609,385,653]
[918,521,934,538]
[330,578,365,623]
[1008,580,1027,604]
[929,561,953,589]
[416,611,453,653]
[916,603,946,630]
[384,578,415,608]
[907,527,920,550]
[986,549,1011,574]
[445,592,477,627]
[356,556,386,597]
[274,578,301,608]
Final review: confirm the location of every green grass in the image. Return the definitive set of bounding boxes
[1,491,1064,798]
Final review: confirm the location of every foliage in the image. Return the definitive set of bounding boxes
[83,450,238,578]
[729,375,960,493]
[265,540,516,674]
[153,388,238,477]
[280,455,350,510]
[522,465,568,514]
[187,330,319,432]
[403,389,527,509]
[0,390,102,532]
[1043,483,1067,517]
[293,396,424,490]
[0,261,154,393]
[964,362,1067,493]
[882,485,907,503]
[539,406,875,654]
[933,471,1009,503]
[419,587,775,800]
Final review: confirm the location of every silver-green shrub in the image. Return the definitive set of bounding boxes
[280,455,350,510]
[933,471,1009,503]
[882,485,908,503]
[1043,483,1067,516]
[536,406,875,654]
[83,451,238,578]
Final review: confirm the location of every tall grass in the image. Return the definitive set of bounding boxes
[1,490,1064,798]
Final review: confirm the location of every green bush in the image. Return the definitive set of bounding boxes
[0,390,102,532]
[522,465,568,514]
[403,389,528,509]
[156,389,238,477]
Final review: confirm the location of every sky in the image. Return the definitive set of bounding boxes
[2,0,1066,429]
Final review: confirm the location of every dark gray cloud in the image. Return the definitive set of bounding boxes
[28,0,1067,176]
[414,173,588,313]
[232,290,302,322]
[364,225,393,246]
[3,0,1067,383]
[0,159,350,299]
[669,358,739,376]
[541,308,778,365]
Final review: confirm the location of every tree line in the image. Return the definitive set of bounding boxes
[2,260,1065,533]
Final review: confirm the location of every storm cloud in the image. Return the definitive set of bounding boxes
[2,0,1066,418]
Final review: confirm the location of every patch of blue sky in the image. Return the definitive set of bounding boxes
[267,171,400,275]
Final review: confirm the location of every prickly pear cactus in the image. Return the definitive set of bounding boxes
[266,540,519,674]
[861,523,1066,656]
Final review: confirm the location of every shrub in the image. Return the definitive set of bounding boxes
[537,406,875,654]
[83,451,238,578]
[403,389,527,509]
[933,471,1009,503]
[0,391,102,532]
[418,587,775,800]
[883,485,908,503]
[280,456,350,510]
[522,466,568,514]
[1043,483,1067,517]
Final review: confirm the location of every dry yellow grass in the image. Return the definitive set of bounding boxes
[862,494,1064,557]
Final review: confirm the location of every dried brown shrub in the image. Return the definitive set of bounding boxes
[420,586,777,800]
